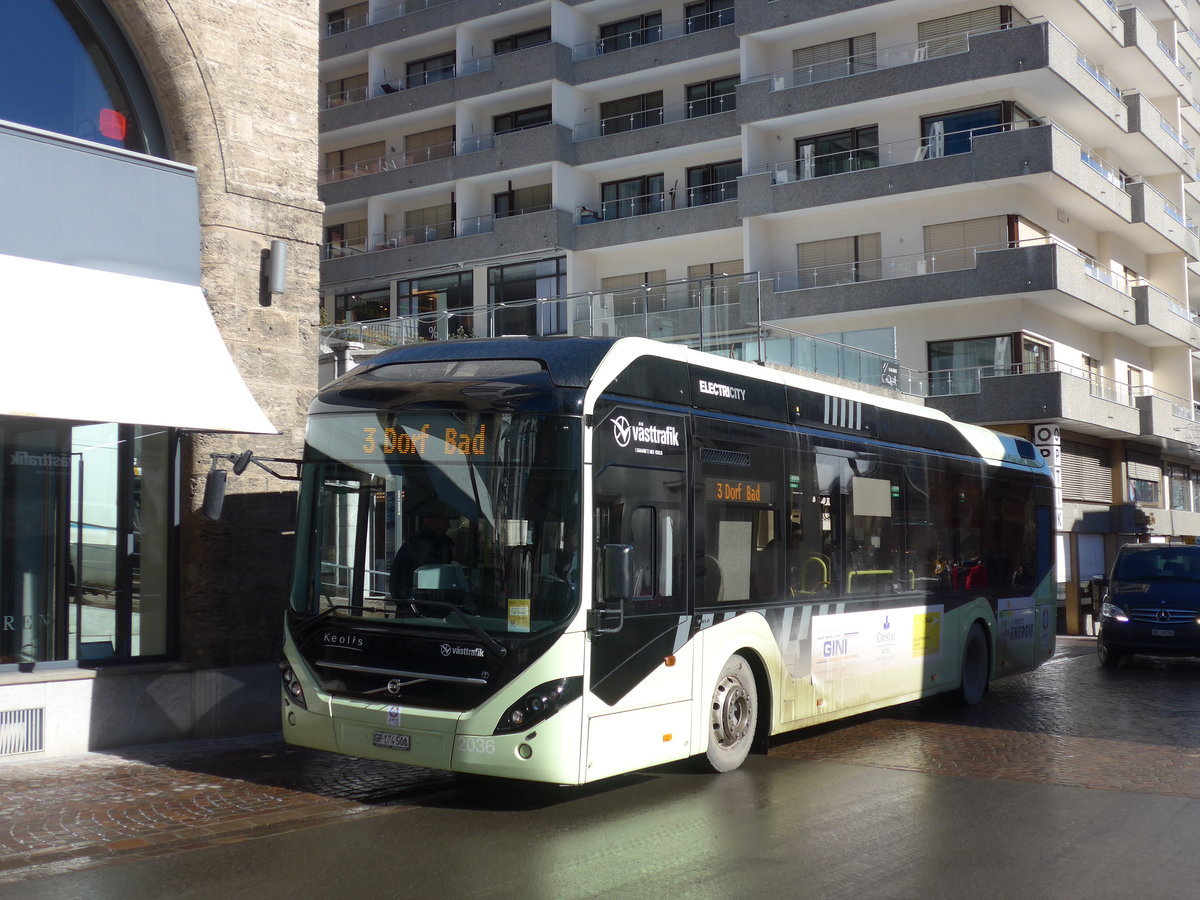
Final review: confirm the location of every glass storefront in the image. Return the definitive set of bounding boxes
[1,418,176,664]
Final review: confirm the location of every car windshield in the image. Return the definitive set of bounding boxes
[1113,546,1200,582]
[291,410,581,636]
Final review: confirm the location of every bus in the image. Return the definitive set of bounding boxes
[281,336,1056,783]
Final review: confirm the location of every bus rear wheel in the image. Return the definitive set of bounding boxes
[702,654,757,773]
[956,622,990,706]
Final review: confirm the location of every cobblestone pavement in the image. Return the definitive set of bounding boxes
[1,635,1193,884]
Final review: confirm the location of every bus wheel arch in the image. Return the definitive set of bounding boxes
[700,651,764,773]
[956,619,991,706]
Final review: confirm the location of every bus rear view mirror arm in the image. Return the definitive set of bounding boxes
[201,451,303,520]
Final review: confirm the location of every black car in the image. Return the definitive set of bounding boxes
[1097,543,1200,667]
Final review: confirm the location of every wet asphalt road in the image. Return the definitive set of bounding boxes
[5,636,1200,899]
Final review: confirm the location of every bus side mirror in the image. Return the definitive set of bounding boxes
[590,544,633,635]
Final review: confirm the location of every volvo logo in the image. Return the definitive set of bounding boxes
[386,679,404,695]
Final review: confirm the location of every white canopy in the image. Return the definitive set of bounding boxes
[0,254,277,433]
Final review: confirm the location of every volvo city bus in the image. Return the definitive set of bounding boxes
[280,336,1055,782]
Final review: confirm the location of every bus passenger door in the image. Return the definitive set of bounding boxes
[586,405,694,777]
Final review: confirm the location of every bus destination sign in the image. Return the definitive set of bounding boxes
[362,425,487,456]
[706,477,771,504]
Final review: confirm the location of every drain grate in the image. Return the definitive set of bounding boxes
[0,708,45,755]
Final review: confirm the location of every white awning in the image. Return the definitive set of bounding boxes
[0,254,277,433]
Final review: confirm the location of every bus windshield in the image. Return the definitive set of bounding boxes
[292,410,581,637]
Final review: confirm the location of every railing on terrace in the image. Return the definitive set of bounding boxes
[318,274,918,394]
[1139,385,1198,420]
[1139,178,1199,234]
[753,119,1046,185]
[322,0,454,38]
[370,221,456,250]
[321,86,370,110]
[571,8,733,62]
[1077,51,1123,98]
[1142,282,1200,324]
[573,94,736,141]
[766,19,1040,92]
[1159,114,1196,156]
[319,140,456,184]
[578,180,738,223]
[1157,36,1192,80]
[926,359,1134,405]
[459,205,554,236]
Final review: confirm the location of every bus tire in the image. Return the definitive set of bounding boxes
[956,622,990,706]
[702,654,757,773]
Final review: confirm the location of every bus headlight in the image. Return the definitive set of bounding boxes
[494,677,582,735]
[1100,602,1129,623]
[280,662,307,709]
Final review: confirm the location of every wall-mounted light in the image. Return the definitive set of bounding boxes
[259,239,288,306]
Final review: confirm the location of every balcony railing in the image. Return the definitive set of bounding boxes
[767,19,1041,92]
[754,119,1046,186]
[459,205,553,236]
[320,140,457,184]
[321,86,370,110]
[322,0,454,38]
[925,359,1135,405]
[1077,51,1123,99]
[579,180,738,224]
[1140,178,1199,234]
[574,94,736,141]
[572,10,733,62]
[1157,37,1192,80]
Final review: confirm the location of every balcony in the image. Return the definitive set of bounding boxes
[924,362,1143,434]
[319,125,573,204]
[1123,92,1196,177]
[574,94,736,142]
[570,15,738,84]
[571,10,735,62]
[321,0,544,59]
[574,182,741,250]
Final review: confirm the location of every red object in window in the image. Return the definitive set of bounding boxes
[99,108,127,141]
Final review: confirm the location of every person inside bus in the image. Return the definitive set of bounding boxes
[391,505,456,599]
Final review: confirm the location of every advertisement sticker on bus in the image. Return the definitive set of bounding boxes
[812,606,943,683]
[594,405,686,465]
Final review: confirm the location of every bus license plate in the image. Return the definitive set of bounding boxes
[1151,629,1175,637]
[372,731,410,751]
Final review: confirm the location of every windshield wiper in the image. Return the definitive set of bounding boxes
[403,598,508,658]
[294,605,339,640]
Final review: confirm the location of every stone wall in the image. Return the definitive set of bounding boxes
[109,0,323,666]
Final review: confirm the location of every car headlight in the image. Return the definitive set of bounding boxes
[494,677,582,735]
[280,662,307,709]
[1100,602,1129,623]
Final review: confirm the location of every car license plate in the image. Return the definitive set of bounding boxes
[1151,629,1175,637]
[372,731,410,751]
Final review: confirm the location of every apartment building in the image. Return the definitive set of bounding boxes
[317,0,1200,632]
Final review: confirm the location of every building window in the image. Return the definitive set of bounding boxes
[795,125,878,179]
[686,160,740,206]
[324,73,368,107]
[334,288,390,324]
[406,52,455,88]
[918,6,1029,59]
[600,92,664,135]
[325,2,368,35]
[685,0,734,32]
[488,257,567,336]
[0,0,165,155]
[494,27,551,55]
[404,204,455,244]
[324,220,367,258]
[598,12,662,54]
[493,105,552,135]
[494,184,552,218]
[792,34,877,85]
[921,102,1034,157]
[796,234,882,288]
[1021,336,1053,374]
[601,174,665,220]
[927,334,1013,396]
[1,419,177,664]
[1169,465,1191,511]
[1127,452,1161,505]
[923,214,1013,271]
[324,141,386,181]
[400,272,475,338]
[685,76,738,117]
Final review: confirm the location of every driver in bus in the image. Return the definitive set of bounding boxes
[390,504,456,599]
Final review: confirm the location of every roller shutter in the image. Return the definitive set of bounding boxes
[1060,440,1112,503]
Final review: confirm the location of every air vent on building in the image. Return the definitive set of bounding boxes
[0,708,45,756]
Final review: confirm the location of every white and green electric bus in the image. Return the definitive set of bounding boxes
[281,336,1056,783]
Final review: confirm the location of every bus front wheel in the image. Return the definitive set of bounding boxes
[702,654,757,773]
[956,621,990,706]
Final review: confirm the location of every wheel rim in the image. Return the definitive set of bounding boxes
[711,672,752,749]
